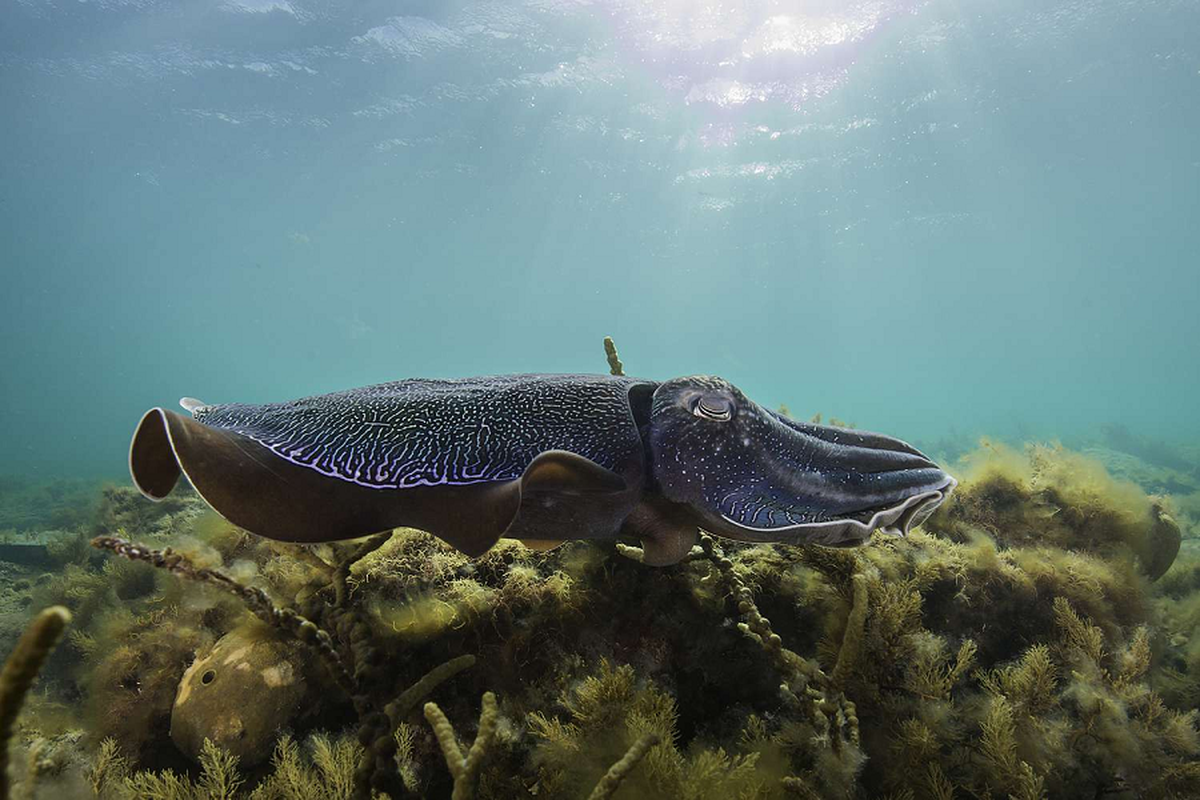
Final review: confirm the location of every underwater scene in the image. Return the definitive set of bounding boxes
[2,0,1199,798]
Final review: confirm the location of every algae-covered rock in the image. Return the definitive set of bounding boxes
[928,441,1182,580]
[170,623,323,766]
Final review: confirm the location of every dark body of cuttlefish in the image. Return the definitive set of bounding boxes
[130,374,957,566]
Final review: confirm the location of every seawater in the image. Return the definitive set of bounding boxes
[1,3,1198,799]
[2,0,1198,481]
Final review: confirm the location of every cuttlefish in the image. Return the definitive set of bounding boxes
[130,374,956,566]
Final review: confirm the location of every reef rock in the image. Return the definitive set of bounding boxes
[170,623,322,766]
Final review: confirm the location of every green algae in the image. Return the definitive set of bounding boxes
[0,437,1197,799]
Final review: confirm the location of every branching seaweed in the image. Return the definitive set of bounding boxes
[88,535,481,800]
[586,733,660,800]
[698,533,860,754]
[6,413,1195,800]
[90,536,354,694]
[602,337,624,377]
[0,606,70,800]
[424,691,498,800]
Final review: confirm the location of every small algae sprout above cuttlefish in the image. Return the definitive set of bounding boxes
[129,373,956,566]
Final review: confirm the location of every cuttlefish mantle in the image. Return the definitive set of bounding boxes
[130,374,957,566]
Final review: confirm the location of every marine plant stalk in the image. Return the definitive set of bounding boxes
[0,606,70,800]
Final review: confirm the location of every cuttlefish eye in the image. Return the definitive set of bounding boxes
[691,395,734,422]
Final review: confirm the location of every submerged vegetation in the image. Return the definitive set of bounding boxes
[0,438,1194,799]
[0,350,1197,798]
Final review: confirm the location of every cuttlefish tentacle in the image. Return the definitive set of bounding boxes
[129,373,957,565]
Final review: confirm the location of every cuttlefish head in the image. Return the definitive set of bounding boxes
[647,376,956,547]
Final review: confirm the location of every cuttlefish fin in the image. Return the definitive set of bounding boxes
[129,408,183,500]
[620,499,699,567]
[519,450,627,495]
[501,450,633,544]
[128,408,522,555]
[428,487,521,556]
[431,451,623,555]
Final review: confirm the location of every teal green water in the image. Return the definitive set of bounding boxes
[2,0,1198,480]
